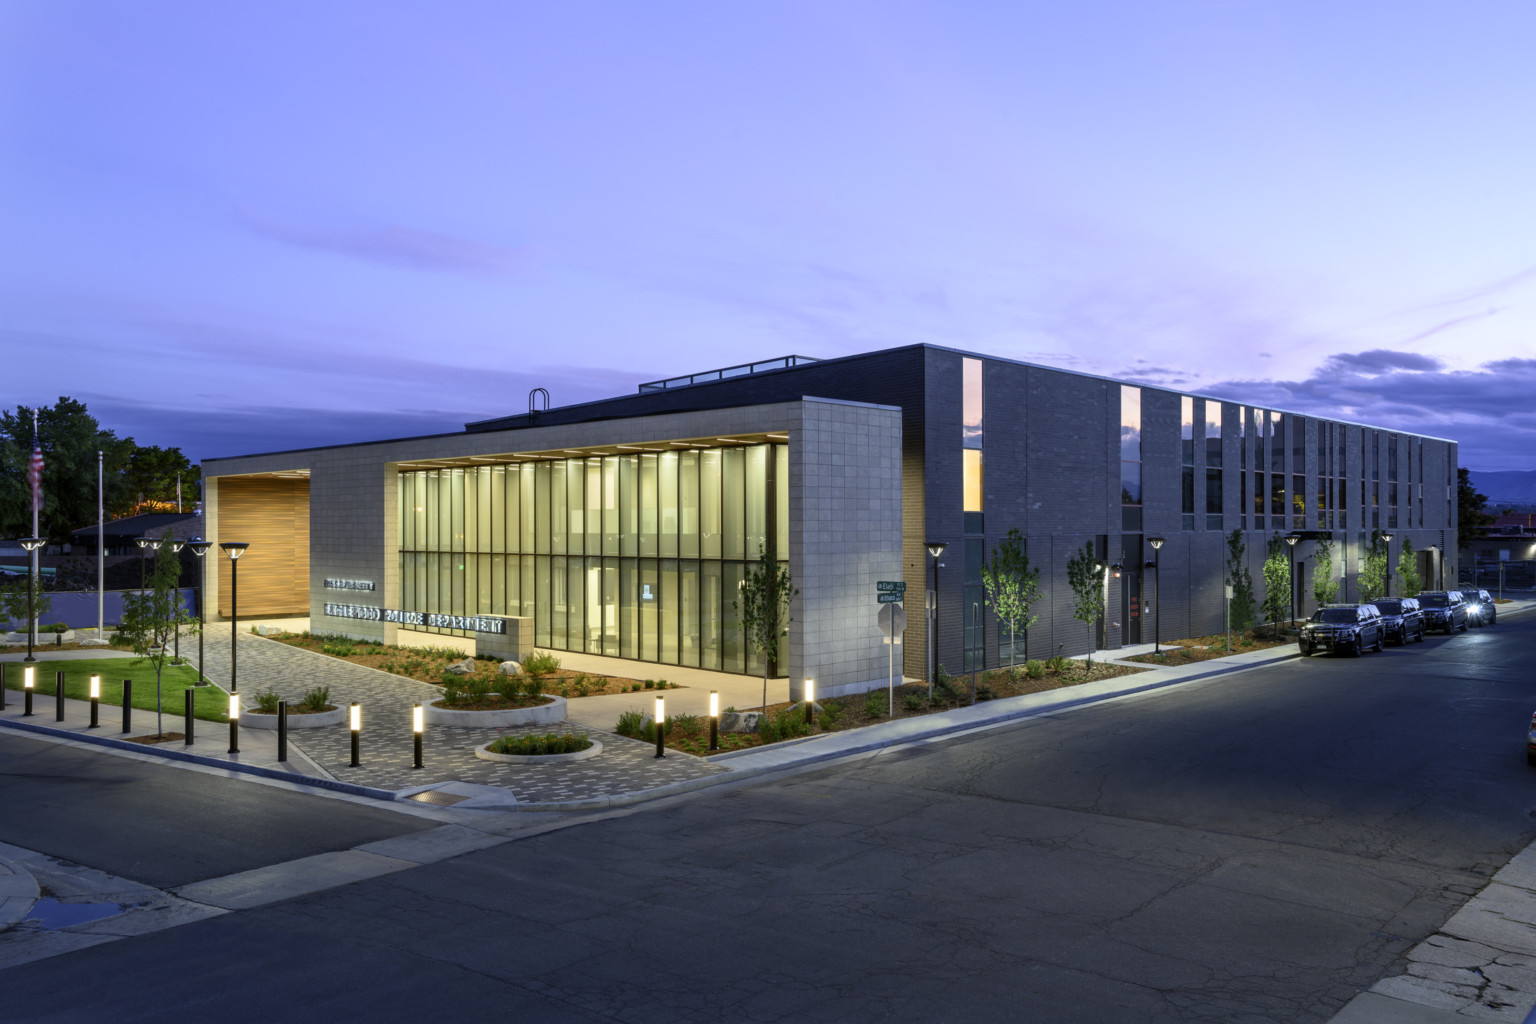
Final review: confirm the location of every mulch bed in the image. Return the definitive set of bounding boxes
[1126,631,1293,666]
[657,660,1148,756]
[124,732,186,745]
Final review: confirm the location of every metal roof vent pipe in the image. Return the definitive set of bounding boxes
[528,387,550,421]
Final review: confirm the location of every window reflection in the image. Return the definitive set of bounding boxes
[963,358,983,449]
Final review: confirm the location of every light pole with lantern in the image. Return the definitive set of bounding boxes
[1284,534,1299,628]
[18,537,45,662]
[1380,532,1394,599]
[167,538,186,662]
[186,540,212,684]
[220,542,249,692]
[926,540,946,694]
[1148,537,1165,654]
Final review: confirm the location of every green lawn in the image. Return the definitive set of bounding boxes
[1,658,231,722]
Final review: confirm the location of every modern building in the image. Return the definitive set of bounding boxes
[201,345,1459,700]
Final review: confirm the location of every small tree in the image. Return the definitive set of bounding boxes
[1065,542,1105,667]
[1260,534,1291,634]
[734,543,797,713]
[117,540,196,737]
[981,528,1040,667]
[1225,529,1256,633]
[1358,531,1389,602]
[1312,538,1340,608]
[0,576,53,639]
[1396,538,1423,598]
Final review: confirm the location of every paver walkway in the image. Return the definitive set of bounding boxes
[191,624,726,801]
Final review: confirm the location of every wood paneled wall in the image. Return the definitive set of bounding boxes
[217,477,310,617]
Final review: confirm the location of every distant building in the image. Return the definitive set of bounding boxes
[69,511,204,557]
[201,345,1458,698]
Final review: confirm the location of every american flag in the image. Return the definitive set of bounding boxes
[27,424,43,513]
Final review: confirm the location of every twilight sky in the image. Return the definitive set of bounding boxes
[4,1,1536,470]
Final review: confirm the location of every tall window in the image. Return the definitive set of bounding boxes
[963,357,984,534]
[1205,400,1223,530]
[1181,396,1195,531]
[397,442,788,675]
[1239,405,1248,530]
[1387,434,1399,529]
[1253,408,1266,530]
[1121,386,1142,532]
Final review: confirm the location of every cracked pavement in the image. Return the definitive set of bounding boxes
[2,612,1535,1022]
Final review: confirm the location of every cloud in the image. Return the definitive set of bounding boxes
[1323,349,1443,374]
[1204,352,1536,472]
[239,209,521,276]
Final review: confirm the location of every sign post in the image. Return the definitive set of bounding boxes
[877,598,907,716]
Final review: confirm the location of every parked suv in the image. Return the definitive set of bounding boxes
[1417,591,1468,634]
[1372,597,1426,645]
[1299,604,1386,656]
[1466,589,1497,627]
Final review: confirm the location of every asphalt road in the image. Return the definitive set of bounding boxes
[4,612,1536,1023]
[0,733,435,887]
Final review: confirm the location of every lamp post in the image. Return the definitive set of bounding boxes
[135,536,149,590]
[926,541,947,693]
[1380,532,1394,599]
[187,540,212,685]
[18,537,45,662]
[1284,534,1299,628]
[1147,538,1165,654]
[220,542,249,692]
[167,538,185,662]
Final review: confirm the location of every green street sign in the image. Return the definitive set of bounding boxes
[876,581,906,593]
[877,593,903,604]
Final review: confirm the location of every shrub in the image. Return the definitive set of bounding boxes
[442,678,465,706]
[643,679,655,689]
[774,706,809,739]
[932,671,963,705]
[522,651,561,678]
[976,684,996,702]
[321,641,355,657]
[671,712,701,737]
[903,692,925,712]
[252,691,281,714]
[614,709,646,738]
[487,733,592,756]
[1025,659,1046,679]
[817,700,843,730]
[864,690,887,718]
[47,622,68,635]
[1045,655,1070,673]
[300,686,331,712]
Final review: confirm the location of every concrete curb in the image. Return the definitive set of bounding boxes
[0,716,398,802]
[0,855,40,932]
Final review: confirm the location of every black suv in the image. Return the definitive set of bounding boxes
[1372,597,1425,645]
[1417,591,1468,634]
[1466,589,1497,627]
[1300,604,1386,656]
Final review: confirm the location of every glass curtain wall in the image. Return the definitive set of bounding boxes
[398,443,789,675]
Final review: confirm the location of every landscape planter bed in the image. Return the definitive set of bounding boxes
[425,694,567,728]
[242,705,347,730]
[474,737,601,764]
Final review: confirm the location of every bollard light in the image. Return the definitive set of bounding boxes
[708,689,719,751]
[804,678,815,725]
[23,665,34,717]
[228,692,240,754]
[184,688,194,745]
[654,695,665,759]
[413,703,424,769]
[1,662,6,710]
[122,679,132,733]
[89,674,101,729]
[350,702,361,767]
[55,670,65,722]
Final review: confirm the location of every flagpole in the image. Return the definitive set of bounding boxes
[30,412,39,653]
[98,450,105,641]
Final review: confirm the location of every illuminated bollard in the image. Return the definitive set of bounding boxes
[122,680,132,732]
[708,690,719,752]
[55,670,65,722]
[184,688,194,744]
[804,678,815,726]
[412,703,424,769]
[89,675,101,729]
[349,702,361,767]
[228,692,240,754]
[23,666,34,717]
[654,695,665,759]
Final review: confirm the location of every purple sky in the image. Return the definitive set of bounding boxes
[4,2,1535,470]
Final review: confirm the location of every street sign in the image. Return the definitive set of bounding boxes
[876,581,906,593]
[878,602,906,638]
[877,593,903,604]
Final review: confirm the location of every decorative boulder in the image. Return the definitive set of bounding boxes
[256,625,282,636]
[444,658,478,675]
[719,711,763,733]
[498,660,522,677]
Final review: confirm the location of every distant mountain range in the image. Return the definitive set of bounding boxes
[1468,469,1536,506]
